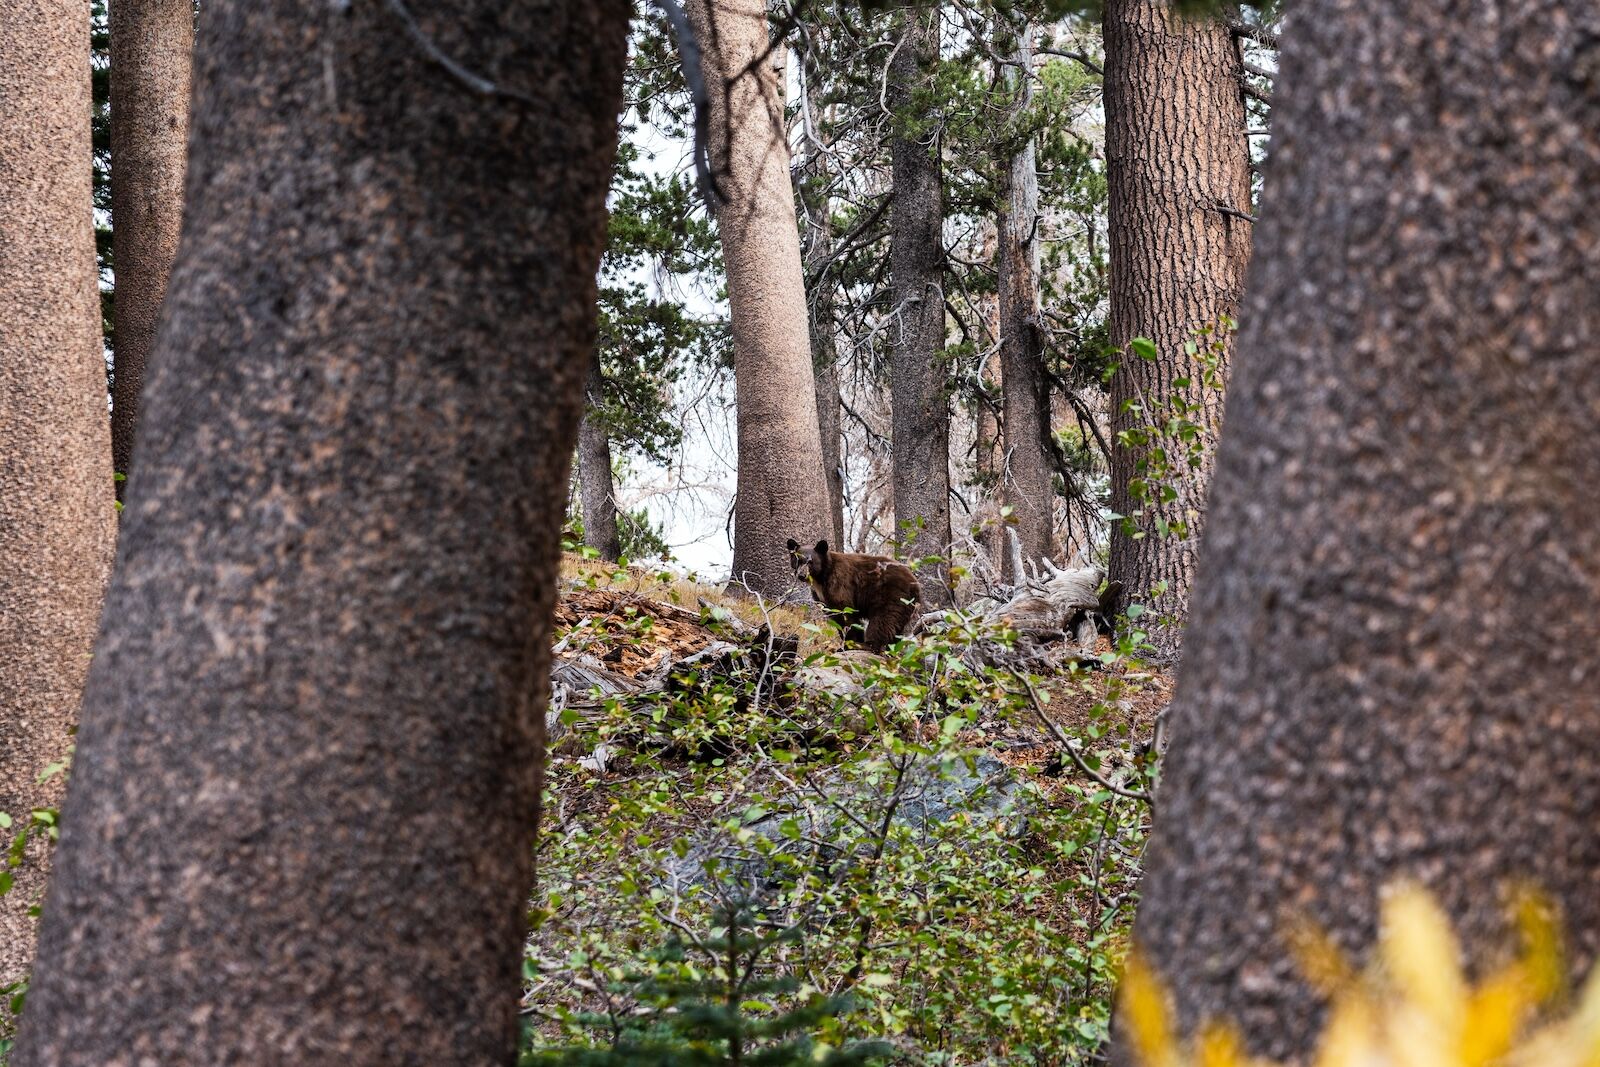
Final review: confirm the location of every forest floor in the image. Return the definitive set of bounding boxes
[530,554,1169,1062]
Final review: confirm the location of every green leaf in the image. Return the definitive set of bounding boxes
[1129,337,1158,361]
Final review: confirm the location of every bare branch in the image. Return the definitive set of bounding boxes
[1213,201,1259,225]
[1036,46,1104,78]
[653,0,723,210]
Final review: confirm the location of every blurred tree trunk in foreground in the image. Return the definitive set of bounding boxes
[0,0,117,1002]
[1126,0,1600,1058]
[17,1,628,1061]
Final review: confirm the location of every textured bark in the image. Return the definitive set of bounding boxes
[578,352,622,563]
[973,345,1003,567]
[888,5,951,606]
[109,0,193,488]
[1103,0,1250,651]
[812,327,846,548]
[1126,0,1600,1059]
[996,23,1055,579]
[0,0,118,995]
[797,41,845,550]
[970,226,1003,569]
[687,0,830,597]
[15,2,628,1062]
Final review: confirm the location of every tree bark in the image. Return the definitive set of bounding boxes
[579,352,623,562]
[996,21,1056,579]
[970,226,1004,570]
[888,5,951,606]
[1103,0,1250,652]
[687,0,831,598]
[109,0,193,490]
[796,38,845,550]
[0,0,118,998]
[1125,0,1600,1059]
[15,2,628,1062]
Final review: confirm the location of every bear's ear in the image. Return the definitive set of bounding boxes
[814,540,829,557]
[786,537,799,553]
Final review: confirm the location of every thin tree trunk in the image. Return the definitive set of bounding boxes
[578,352,622,562]
[973,350,1003,568]
[687,0,831,597]
[0,0,117,998]
[16,2,628,1061]
[796,37,845,549]
[1103,0,1251,651]
[1125,0,1600,1059]
[813,335,845,548]
[996,20,1055,579]
[109,0,193,491]
[888,5,951,606]
[970,226,1004,570]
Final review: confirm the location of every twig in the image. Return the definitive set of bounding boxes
[384,0,536,103]
[1226,14,1281,49]
[1213,201,1259,224]
[1016,677,1151,804]
[1036,46,1103,78]
[653,0,723,210]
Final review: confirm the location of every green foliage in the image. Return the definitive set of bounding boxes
[526,603,1157,1064]
[1109,322,1231,550]
[524,905,891,1066]
[593,137,724,465]
[564,502,674,564]
[0,753,70,1056]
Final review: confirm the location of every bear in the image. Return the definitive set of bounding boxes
[786,538,921,653]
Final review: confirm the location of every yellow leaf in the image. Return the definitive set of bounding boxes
[1383,883,1467,1029]
[1122,952,1180,1067]
[1198,1021,1246,1067]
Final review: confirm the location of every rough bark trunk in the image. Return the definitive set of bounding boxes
[15,2,628,1062]
[1125,0,1600,1059]
[109,0,193,490]
[973,346,1003,569]
[1103,0,1250,652]
[797,39,845,550]
[578,352,623,563]
[687,0,831,598]
[888,5,951,606]
[996,22,1055,580]
[969,225,1003,571]
[0,0,118,998]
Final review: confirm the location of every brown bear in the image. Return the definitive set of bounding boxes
[786,538,921,652]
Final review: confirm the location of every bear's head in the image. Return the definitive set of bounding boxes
[786,538,831,586]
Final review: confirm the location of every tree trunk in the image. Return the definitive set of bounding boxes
[973,348,1003,568]
[970,226,1003,570]
[996,21,1055,579]
[888,5,951,606]
[687,0,831,598]
[0,0,117,999]
[1125,0,1600,1059]
[15,2,628,1062]
[1103,0,1250,651]
[796,37,845,550]
[578,352,623,562]
[109,0,193,490]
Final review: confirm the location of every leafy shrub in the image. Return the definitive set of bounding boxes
[527,610,1159,1064]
